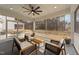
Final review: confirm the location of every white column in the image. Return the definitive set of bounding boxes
[22,23,25,30]
[16,19,19,37]
[33,21,35,32]
[23,23,25,30]
[5,16,8,38]
[45,20,47,30]
[71,12,74,45]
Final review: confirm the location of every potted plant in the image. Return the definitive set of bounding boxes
[65,37,71,44]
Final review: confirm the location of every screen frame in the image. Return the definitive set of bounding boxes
[74,5,79,33]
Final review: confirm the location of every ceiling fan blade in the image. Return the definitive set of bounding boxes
[29,4,34,9]
[34,6,40,10]
[23,11,29,13]
[28,11,32,15]
[34,12,40,15]
[22,7,30,10]
[36,10,42,12]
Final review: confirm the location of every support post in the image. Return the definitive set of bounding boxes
[33,21,35,32]
[16,18,19,38]
[5,16,8,38]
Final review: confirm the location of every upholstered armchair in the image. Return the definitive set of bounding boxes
[12,37,37,55]
[44,39,66,55]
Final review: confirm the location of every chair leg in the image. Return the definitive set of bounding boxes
[64,44,66,55]
[35,45,37,55]
[36,50,37,55]
[44,49,46,55]
[62,50,63,55]
[19,51,22,55]
[12,40,14,52]
[36,48,38,55]
[64,49,66,55]
[19,50,24,55]
[21,52,24,55]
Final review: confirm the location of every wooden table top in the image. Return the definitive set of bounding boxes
[32,38,44,44]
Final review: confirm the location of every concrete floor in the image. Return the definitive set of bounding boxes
[65,44,77,55]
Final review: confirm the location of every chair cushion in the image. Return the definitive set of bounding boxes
[20,41,33,50]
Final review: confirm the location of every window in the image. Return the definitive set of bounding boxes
[34,14,71,32]
[35,20,45,30]
[45,15,71,32]
[58,16,65,31]
[24,21,33,30]
[0,15,6,40]
[65,14,71,32]
[17,21,24,34]
[7,17,24,38]
[47,18,57,30]
[7,17,17,38]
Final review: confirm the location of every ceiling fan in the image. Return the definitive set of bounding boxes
[22,4,42,16]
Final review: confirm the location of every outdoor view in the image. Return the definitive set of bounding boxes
[0,14,71,40]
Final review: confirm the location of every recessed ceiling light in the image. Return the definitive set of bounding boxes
[10,8,13,10]
[54,6,57,8]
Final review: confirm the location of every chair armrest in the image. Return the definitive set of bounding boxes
[45,43,65,55]
[20,44,37,54]
[46,43,62,50]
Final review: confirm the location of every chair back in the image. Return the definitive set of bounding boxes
[13,37,21,50]
[31,32,35,37]
[24,34,29,41]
